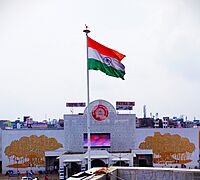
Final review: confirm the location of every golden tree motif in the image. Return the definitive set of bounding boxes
[139,132,195,164]
[5,135,63,167]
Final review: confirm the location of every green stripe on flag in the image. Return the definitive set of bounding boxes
[88,58,125,80]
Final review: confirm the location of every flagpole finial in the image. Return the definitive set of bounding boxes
[83,24,90,34]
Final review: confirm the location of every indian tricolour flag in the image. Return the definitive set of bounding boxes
[88,37,126,80]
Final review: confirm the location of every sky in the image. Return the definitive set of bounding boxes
[0,0,200,121]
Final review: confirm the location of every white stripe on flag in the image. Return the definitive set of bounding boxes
[88,47,125,72]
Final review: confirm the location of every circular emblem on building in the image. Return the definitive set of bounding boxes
[92,104,109,121]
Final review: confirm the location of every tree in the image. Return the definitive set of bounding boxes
[139,132,195,164]
[5,135,63,167]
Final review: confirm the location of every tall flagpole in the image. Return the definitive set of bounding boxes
[83,25,91,170]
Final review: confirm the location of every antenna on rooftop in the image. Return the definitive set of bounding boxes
[155,113,158,119]
[143,105,146,118]
[70,108,74,114]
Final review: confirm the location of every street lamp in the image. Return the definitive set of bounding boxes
[119,153,122,166]
[16,159,19,180]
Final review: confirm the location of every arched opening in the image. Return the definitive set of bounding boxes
[113,161,129,166]
[91,159,106,168]
[67,162,81,177]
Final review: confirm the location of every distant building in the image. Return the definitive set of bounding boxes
[154,118,163,128]
[136,118,154,128]
[0,120,10,130]
[163,117,169,128]
[58,119,64,128]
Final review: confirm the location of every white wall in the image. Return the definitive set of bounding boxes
[2,129,64,174]
[135,128,199,168]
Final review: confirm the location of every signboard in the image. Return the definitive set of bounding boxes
[66,102,86,107]
[84,133,111,147]
[92,104,109,121]
[116,101,135,110]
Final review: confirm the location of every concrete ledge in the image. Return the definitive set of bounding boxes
[67,167,200,180]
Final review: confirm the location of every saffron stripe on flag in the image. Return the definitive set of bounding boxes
[88,37,126,62]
